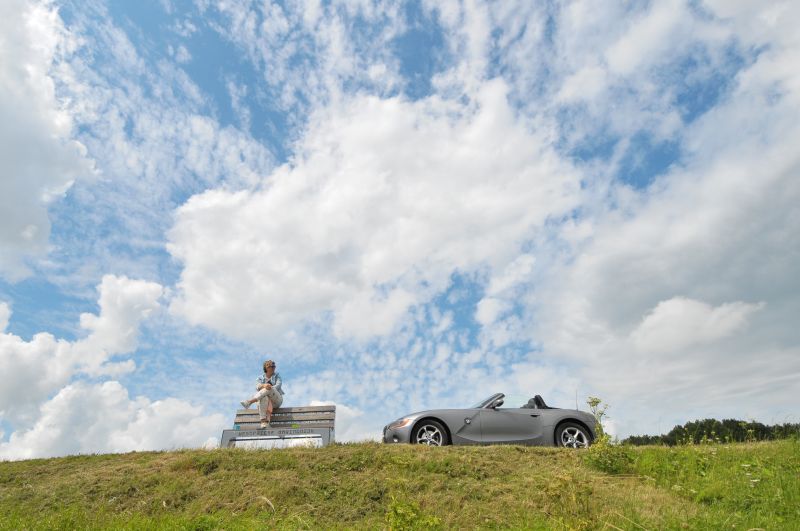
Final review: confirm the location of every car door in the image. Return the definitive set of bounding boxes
[450,409,483,444]
[478,407,545,445]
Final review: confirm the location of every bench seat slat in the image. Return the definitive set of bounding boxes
[235,419,335,427]
[236,404,336,415]
[236,410,335,416]
[235,412,335,422]
[235,421,334,429]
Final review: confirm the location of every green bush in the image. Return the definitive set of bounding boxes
[584,435,634,474]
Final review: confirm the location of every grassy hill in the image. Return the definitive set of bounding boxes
[1,440,798,529]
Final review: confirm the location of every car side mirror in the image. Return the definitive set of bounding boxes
[491,399,504,409]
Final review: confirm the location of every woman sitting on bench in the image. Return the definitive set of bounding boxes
[241,360,284,428]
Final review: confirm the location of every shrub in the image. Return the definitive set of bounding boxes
[584,435,634,475]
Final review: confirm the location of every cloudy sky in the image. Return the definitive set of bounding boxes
[1,0,798,459]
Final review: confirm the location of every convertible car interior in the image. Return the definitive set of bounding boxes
[522,395,555,409]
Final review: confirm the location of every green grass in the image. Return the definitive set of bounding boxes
[0,440,797,529]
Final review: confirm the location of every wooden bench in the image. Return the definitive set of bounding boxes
[219,405,336,447]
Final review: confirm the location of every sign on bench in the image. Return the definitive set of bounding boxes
[220,405,336,448]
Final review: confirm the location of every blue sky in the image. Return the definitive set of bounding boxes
[1,0,799,458]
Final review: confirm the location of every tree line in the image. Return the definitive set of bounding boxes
[622,418,800,446]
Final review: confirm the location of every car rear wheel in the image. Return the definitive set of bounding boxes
[413,420,449,446]
[556,422,591,448]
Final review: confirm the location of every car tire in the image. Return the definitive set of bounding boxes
[556,422,592,448]
[412,419,450,446]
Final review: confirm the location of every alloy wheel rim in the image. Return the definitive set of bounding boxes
[416,425,443,446]
[561,427,588,448]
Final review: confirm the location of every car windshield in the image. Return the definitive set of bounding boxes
[470,393,503,409]
[470,393,540,409]
[498,394,533,408]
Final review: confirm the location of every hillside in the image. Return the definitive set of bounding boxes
[1,440,798,529]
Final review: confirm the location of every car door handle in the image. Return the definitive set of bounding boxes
[529,414,540,418]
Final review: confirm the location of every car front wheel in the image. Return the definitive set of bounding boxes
[556,422,591,448]
[413,420,450,446]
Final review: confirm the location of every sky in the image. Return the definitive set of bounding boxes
[1,0,799,459]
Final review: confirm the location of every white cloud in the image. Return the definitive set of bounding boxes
[0,0,92,279]
[0,275,226,460]
[475,298,508,327]
[605,0,690,76]
[0,381,225,461]
[557,65,608,103]
[168,79,580,343]
[486,254,536,297]
[77,275,164,370]
[0,275,162,424]
[334,288,418,340]
[174,44,191,64]
[226,79,251,131]
[631,297,764,353]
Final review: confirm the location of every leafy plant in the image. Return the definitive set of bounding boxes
[384,496,441,530]
[583,397,634,474]
[586,396,607,438]
[584,435,634,474]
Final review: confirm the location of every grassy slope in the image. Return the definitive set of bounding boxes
[0,440,797,530]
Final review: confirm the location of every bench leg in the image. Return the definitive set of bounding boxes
[220,430,236,448]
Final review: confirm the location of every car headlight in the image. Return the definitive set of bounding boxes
[388,418,412,429]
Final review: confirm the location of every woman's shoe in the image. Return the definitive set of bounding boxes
[260,420,269,429]
[240,400,250,409]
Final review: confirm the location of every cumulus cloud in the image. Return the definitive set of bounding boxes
[0,381,225,460]
[169,79,580,343]
[631,297,764,353]
[0,0,92,279]
[0,275,162,424]
[0,275,226,460]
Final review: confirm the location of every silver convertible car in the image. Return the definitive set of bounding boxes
[383,393,597,447]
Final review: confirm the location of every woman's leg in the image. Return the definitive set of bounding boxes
[242,388,268,408]
[269,390,283,410]
[257,394,273,425]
